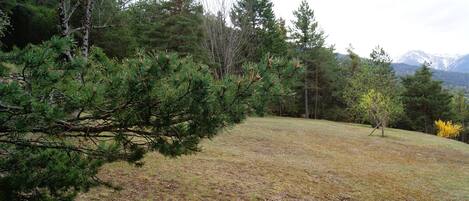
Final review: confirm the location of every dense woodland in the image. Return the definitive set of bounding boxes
[0,0,468,200]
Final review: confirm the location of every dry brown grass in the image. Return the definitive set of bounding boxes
[77,117,469,201]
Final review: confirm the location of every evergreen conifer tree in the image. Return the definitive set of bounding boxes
[291,0,325,119]
[231,0,287,62]
[139,0,205,60]
[401,63,453,133]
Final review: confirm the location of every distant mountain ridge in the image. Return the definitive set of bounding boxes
[336,53,469,90]
[397,50,469,73]
[392,63,469,90]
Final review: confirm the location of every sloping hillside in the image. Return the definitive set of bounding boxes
[78,117,469,201]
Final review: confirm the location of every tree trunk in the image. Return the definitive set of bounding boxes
[82,0,95,59]
[461,120,468,143]
[304,70,309,119]
[314,65,319,119]
[58,0,69,37]
[58,0,73,61]
[424,118,428,134]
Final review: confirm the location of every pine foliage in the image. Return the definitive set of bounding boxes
[0,37,301,200]
[231,0,288,61]
[137,0,205,59]
[401,64,453,133]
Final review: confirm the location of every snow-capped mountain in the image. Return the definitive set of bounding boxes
[397,50,460,71]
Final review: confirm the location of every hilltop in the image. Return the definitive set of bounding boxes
[78,117,469,201]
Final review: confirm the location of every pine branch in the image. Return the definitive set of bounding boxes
[69,24,115,34]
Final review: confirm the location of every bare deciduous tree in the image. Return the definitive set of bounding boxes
[58,0,113,59]
[201,0,247,78]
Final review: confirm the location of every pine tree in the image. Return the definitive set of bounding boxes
[256,0,287,57]
[90,0,138,58]
[291,0,325,119]
[137,0,205,60]
[230,0,287,62]
[0,37,301,200]
[291,0,324,50]
[401,63,453,133]
[368,46,400,98]
[231,0,259,62]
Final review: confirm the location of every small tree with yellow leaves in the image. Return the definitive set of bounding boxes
[359,89,403,136]
[434,120,463,138]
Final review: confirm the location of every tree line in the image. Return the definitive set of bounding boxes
[0,0,468,200]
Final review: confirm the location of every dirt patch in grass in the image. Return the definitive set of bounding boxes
[77,117,469,201]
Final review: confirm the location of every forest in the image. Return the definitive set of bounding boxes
[0,0,468,200]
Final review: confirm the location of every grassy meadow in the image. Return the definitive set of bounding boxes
[77,117,469,201]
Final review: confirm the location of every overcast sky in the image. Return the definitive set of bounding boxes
[270,0,469,58]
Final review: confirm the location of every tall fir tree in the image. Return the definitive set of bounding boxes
[90,0,138,58]
[290,0,325,119]
[401,63,453,133]
[230,0,287,62]
[368,46,401,99]
[291,0,324,50]
[256,0,287,57]
[137,0,205,60]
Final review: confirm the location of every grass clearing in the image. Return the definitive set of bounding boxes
[77,117,469,201]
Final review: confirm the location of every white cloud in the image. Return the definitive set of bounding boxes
[271,0,469,58]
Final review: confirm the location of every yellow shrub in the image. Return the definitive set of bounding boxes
[434,120,463,138]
